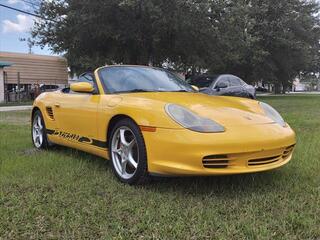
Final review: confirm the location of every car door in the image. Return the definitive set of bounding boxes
[53,73,100,145]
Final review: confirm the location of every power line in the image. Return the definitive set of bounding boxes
[0,3,57,22]
[20,0,41,8]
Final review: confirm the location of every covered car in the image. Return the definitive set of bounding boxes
[189,74,256,99]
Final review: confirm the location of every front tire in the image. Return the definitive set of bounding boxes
[109,118,148,185]
[31,110,49,149]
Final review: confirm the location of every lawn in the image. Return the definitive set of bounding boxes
[0,95,319,239]
[0,101,33,107]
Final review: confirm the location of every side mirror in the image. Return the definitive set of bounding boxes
[70,82,94,93]
[191,85,199,91]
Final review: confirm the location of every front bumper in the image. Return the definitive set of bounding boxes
[142,123,296,176]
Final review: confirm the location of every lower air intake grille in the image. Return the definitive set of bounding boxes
[202,155,229,168]
[248,155,281,166]
[46,107,54,120]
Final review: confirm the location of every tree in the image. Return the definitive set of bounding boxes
[32,0,320,93]
[205,0,269,82]
[33,0,214,73]
[203,0,320,91]
[247,0,320,93]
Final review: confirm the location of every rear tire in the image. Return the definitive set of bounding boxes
[31,110,49,149]
[109,118,149,185]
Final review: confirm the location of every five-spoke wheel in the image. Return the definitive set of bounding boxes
[109,119,148,184]
[111,126,139,179]
[31,110,48,149]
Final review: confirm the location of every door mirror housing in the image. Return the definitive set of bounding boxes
[70,82,94,93]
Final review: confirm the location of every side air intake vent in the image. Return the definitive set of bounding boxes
[202,155,229,168]
[282,145,295,159]
[248,155,282,166]
[46,107,54,120]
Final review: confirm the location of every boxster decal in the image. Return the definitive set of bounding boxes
[47,129,107,149]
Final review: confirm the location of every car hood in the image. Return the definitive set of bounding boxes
[118,92,274,128]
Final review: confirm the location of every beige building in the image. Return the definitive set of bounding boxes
[0,51,68,102]
[0,61,12,103]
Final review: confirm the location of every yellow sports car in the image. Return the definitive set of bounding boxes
[31,65,296,184]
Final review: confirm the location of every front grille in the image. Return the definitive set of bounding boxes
[202,155,229,168]
[248,155,282,166]
[46,107,54,120]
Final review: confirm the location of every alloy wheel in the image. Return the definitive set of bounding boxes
[32,115,43,148]
[111,126,139,179]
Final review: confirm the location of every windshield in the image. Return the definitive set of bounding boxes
[98,66,194,93]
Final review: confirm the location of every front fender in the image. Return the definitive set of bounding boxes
[96,95,183,142]
[32,93,59,131]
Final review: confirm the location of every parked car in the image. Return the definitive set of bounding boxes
[40,84,59,92]
[189,74,256,99]
[255,86,269,92]
[31,65,295,185]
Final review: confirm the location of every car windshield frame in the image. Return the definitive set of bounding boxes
[98,66,194,94]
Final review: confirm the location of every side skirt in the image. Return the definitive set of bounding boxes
[47,129,109,160]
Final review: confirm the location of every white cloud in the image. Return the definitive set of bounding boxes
[7,0,20,4]
[2,14,34,33]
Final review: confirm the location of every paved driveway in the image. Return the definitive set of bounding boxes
[0,105,32,112]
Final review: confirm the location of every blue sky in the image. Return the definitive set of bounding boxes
[0,0,53,55]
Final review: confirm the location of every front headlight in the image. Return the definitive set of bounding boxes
[165,104,225,133]
[260,102,286,127]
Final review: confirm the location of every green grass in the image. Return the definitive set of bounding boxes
[0,95,319,239]
[0,101,33,107]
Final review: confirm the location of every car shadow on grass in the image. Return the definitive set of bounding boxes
[143,171,292,197]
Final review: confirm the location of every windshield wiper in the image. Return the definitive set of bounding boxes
[116,89,190,93]
[116,89,153,93]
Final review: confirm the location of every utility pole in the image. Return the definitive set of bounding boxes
[4,71,7,103]
[17,72,21,103]
[19,38,34,54]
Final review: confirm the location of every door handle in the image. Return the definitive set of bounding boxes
[54,103,60,108]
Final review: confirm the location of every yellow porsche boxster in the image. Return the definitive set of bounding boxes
[31,65,296,184]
